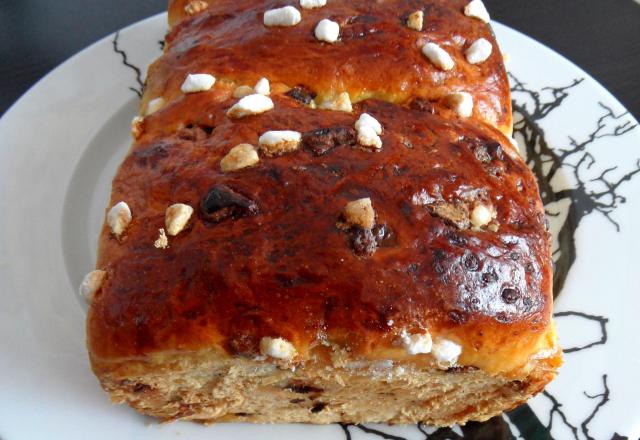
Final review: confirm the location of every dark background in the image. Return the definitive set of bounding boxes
[0,0,639,118]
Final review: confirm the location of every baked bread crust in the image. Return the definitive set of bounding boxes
[161,0,512,134]
[86,0,560,426]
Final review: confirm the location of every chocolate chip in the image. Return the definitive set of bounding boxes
[132,383,151,393]
[486,142,504,161]
[369,224,384,240]
[350,227,377,257]
[302,126,357,156]
[432,249,447,275]
[285,383,324,394]
[446,231,468,247]
[495,312,511,323]
[286,85,317,105]
[200,184,258,223]
[481,270,497,285]
[463,253,480,271]
[509,380,528,391]
[310,402,327,413]
[501,287,520,304]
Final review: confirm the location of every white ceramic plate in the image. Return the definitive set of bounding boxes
[1,13,638,440]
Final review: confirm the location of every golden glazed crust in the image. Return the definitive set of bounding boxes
[161,0,512,134]
[86,0,560,426]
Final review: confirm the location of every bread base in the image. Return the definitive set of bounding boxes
[93,351,555,426]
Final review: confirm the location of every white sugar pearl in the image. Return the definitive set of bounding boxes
[355,113,382,135]
[315,19,340,43]
[107,201,132,236]
[422,42,455,71]
[260,337,297,360]
[227,94,274,118]
[180,73,216,93]
[300,0,326,9]
[254,77,271,95]
[432,338,462,367]
[445,92,474,118]
[470,204,493,228]
[464,0,490,23]
[79,270,107,304]
[165,203,194,236]
[466,38,493,64]
[263,6,301,27]
[401,331,433,355]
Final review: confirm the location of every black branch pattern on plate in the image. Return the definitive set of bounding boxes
[112,31,637,440]
[541,375,617,440]
[510,73,639,295]
[509,75,634,440]
[554,311,608,354]
[112,31,144,97]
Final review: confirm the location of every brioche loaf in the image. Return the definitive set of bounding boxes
[85,0,560,426]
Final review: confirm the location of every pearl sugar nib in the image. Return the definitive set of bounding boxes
[466,38,493,64]
[263,6,301,27]
[422,43,455,71]
[464,0,490,23]
[315,19,340,43]
[181,73,216,93]
[107,201,132,237]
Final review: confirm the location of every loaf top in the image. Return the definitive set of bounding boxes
[87,0,557,377]
[155,0,511,134]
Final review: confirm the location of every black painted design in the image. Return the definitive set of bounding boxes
[350,424,407,439]
[112,31,144,97]
[507,405,553,440]
[509,76,634,438]
[581,375,611,440]
[342,417,517,440]
[541,375,627,440]
[340,423,353,440]
[541,388,580,438]
[510,73,639,295]
[554,311,608,353]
